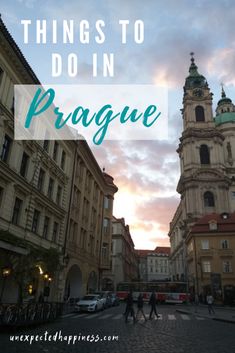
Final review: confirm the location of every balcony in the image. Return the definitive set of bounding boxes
[198,249,214,257]
[218,249,234,257]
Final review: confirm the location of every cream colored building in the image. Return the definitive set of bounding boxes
[136,247,170,282]
[0,17,75,303]
[169,54,235,302]
[0,17,118,303]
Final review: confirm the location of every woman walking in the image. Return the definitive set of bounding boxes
[136,293,147,322]
[125,290,136,323]
[149,291,160,320]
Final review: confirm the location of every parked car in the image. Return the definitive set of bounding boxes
[94,291,112,308]
[75,295,104,312]
[110,293,120,306]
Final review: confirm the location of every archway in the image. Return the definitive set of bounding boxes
[87,271,98,293]
[64,264,82,300]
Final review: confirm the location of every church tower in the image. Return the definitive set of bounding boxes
[177,53,231,225]
[169,54,235,283]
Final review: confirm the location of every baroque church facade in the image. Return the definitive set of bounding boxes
[169,54,235,301]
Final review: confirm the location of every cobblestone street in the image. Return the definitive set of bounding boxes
[1,304,235,353]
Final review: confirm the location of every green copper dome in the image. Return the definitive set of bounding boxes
[185,53,207,89]
[215,112,235,126]
[217,86,232,107]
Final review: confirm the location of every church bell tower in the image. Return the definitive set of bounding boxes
[177,53,231,224]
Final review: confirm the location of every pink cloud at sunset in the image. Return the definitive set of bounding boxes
[92,140,181,249]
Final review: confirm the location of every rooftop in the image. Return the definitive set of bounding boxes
[135,246,170,257]
[191,212,235,233]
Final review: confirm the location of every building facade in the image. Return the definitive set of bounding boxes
[136,250,148,282]
[136,247,170,282]
[111,217,138,290]
[186,213,235,304]
[0,18,118,303]
[0,17,75,303]
[63,160,118,300]
[147,247,170,281]
[169,54,235,301]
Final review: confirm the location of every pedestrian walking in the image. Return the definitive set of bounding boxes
[194,293,199,313]
[136,293,147,322]
[149,291,160,320]
[125,290,136,323]
[206,293,215,314]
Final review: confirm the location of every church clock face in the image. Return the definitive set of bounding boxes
[193,88,204,98]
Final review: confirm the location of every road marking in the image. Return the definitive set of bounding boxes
[99,314,112,319]
[71,313,88,319]
[86,313,101,319]
[67,312,208,321]
[113,314,123,320]
[168,314,176,320]
[181,314,190,320]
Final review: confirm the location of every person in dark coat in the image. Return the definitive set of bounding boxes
[149,291,160,320]
[125,290,136,323]
[136,293,147,322]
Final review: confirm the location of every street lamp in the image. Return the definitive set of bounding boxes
[43,272,53,301]
[0,266,12,303]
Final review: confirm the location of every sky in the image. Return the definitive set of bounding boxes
[2,0,235,249]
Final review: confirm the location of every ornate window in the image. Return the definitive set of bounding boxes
[201,240,209,249]
[200,144,210,164]
[1,134,12,162]
[195,105,205,122]
[223,261,232,273]
[12,197,23,225]
[221,240,229,249]
[20,152,29,177]
[32,209,40,233]
[202,261,211,273]
[204,191,215,207]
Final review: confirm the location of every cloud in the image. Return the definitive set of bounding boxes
[135,196,180,228]
[207,48,235,86]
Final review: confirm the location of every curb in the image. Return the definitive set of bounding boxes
[212,317,235,324]
[176,309,235,324]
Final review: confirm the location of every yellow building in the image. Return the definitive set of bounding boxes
[186,213,235,304]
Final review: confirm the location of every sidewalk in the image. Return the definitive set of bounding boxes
[176,304,235,324]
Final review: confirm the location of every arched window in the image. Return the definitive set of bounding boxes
[200,145,210,164]
[204,191,215,207]
[195,105,205,122]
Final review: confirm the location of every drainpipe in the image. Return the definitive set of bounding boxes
[63,142,77,256]
[98,192,105,291]
[193,236,199,295]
